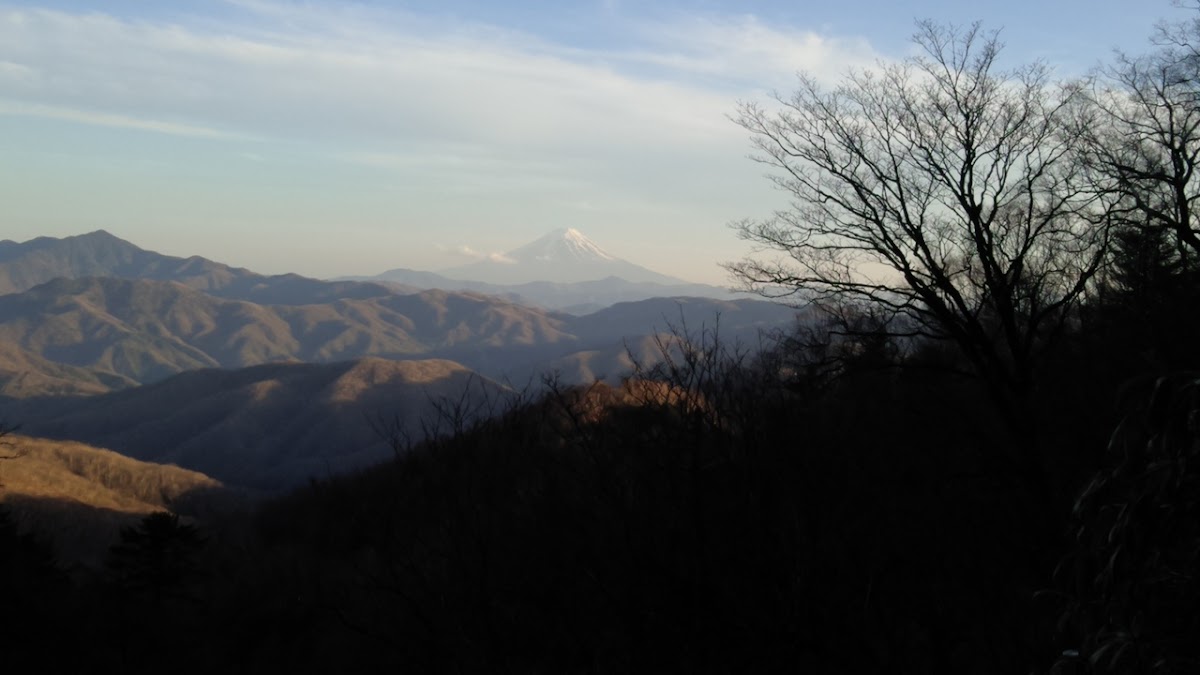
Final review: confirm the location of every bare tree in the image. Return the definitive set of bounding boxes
[726,21,1109,418]
[1081,5,1200,268]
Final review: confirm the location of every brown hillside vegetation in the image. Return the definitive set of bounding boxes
[539,343,642,385]
[2,357,511,489]
[534,332,707,386]
[0,267,798,398]
[539,377,714,427]
[0,434,222,566]
[0,341,137,397]
[0,276,575,392]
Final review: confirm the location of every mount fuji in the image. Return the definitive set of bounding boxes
[439,228,686,285]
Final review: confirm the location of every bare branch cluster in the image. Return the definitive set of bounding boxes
[1081,13,1200,267]
[727,21,1111,405]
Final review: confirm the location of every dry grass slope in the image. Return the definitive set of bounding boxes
[0,434,222,566]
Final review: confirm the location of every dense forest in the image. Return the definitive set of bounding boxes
[5,16,1200,675]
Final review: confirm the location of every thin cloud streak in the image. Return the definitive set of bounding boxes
[617,13,879,86]
[0,4,874,149]
[457,245,517,265]
[0,99,245,139]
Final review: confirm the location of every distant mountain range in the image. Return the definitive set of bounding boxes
[0,276,575,387]
[0,275,798,395]
[0,230,802,489]
[0,358,506,491]
[1,229,747,314]
[0,230,408,304]
[348,228,745,312]
[358,272,743,315]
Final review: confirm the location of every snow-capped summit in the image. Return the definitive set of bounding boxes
[439,228,684,285]
[510,228,615,264]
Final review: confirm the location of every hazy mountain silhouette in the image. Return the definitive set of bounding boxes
[439,228,688,285]
[1,358,508,490]
[3,230,747,317]
[349,229,749,311]
[566,296,805,346]
[0,231,403,304]
[352,271,744,313]
[529,297,806,385]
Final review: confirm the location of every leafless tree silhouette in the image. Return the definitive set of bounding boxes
[1080,4,1200,272]
[727,21,1110,419]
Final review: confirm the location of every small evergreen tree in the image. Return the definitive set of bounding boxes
[106,511,205,604]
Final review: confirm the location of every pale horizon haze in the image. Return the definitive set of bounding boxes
[0,0,1187,284]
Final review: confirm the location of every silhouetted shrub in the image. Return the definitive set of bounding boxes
[1053,374,1200,674]
[106,511,205,601]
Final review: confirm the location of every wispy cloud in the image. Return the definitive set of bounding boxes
[0,4,875,150]
[0,59,33,80]
[437,243,516,264]
[339,149,588,194]
[0,99,244,139]
[619,13,879,87]
[460,245,516,264]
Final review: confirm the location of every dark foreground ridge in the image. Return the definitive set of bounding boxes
[3,272,1200,672]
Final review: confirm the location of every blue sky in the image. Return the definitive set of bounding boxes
[0,1,1188,283]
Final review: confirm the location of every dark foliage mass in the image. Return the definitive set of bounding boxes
[5,13,1200,675]
[1,266,1196,673]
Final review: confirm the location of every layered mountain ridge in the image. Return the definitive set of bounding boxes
[0,358,503,490]
[0,230,408,304]
[0,275,576,388]
[0,230,800,489]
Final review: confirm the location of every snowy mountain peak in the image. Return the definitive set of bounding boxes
[438,228,684,285]
[512,228,615,263]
